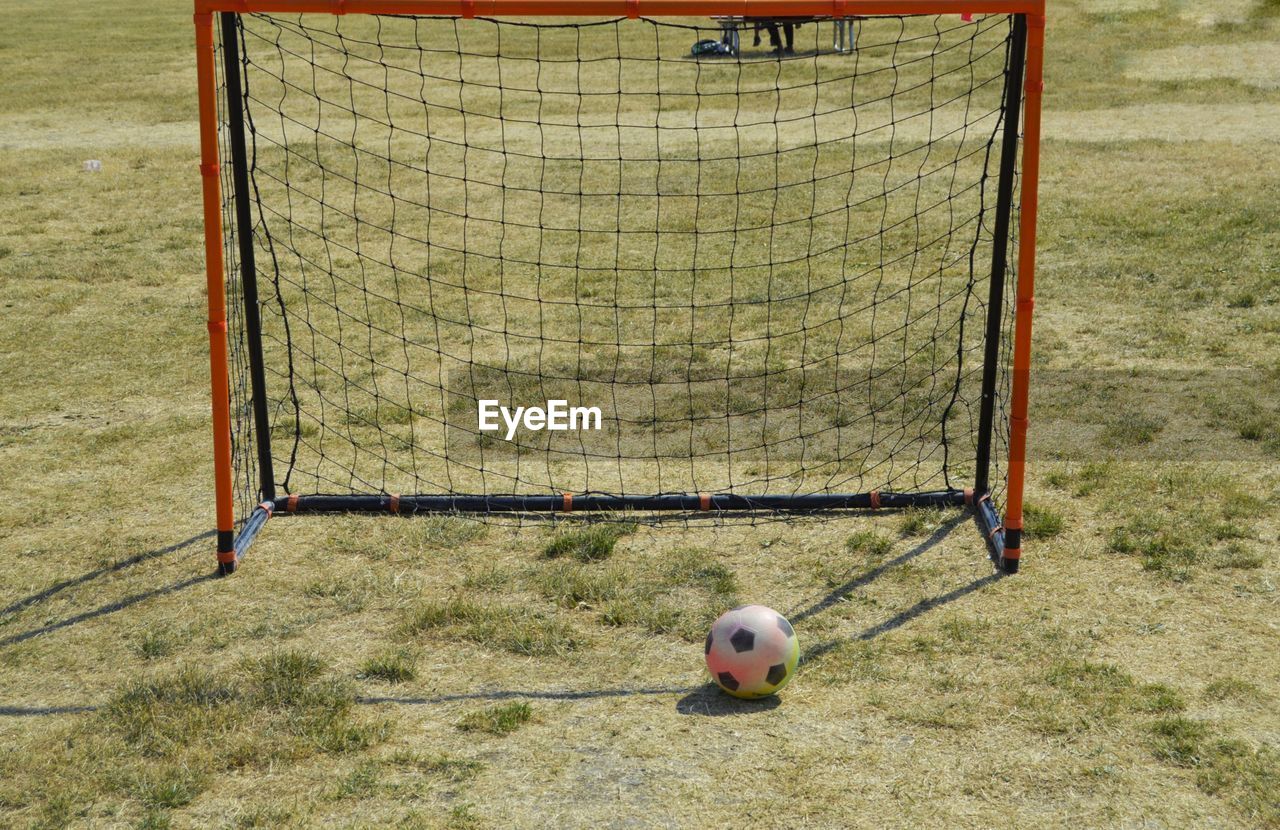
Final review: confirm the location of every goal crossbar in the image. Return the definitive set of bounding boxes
[194,0,1046,576]
[194,1,1044,16]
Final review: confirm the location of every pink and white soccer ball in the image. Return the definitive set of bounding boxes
[704,605,800,699]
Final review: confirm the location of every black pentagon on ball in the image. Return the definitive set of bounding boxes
[704,631,713,655]
[729,627,755,653]
[766,663,788,686]
[717,671,740,691]
[776,615,795,638]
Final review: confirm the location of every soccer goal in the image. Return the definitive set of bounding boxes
[194,0,1045,576]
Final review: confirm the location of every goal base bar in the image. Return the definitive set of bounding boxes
[974,493,1017,574]
[221,488,1018,575]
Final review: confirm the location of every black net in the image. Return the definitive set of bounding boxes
[217,12,1021,523]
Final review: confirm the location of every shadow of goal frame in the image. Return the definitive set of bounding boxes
[193,0,1046,576]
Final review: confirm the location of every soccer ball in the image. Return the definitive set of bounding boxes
[704,605,799,699]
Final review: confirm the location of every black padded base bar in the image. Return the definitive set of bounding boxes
[279,489,969,514]
[222,488,1015,574]
[974,495,1016,573]
[234,504,271,555]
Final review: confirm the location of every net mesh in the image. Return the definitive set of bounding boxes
[217,12,1020,522]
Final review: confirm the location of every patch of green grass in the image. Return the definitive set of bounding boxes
[402,599,580,656]
[461,564,511,590]
[407,516,487,550]
[1108,477,1262,580]
[457,702,533,735]
[937,616,991,653]
[104,666,239,751]
[1100,466,1269,576]
[542,523,636,562]
[1133,682,1187,714]
[333,760,381,800]
[845,529,894,560]
[359,648,418,683]
[247,650,326,706]
[535,561,626,609]
[1195,741,1280,827]
[1044,468,1071,490]
[402,598,487,633]
[129,765,208,809]
[25,790,89,830]
[1149,707,1280,824]
[136,811,173,830]
[800,639,888,686]
[1237,414,1280,457]
[1216,540,1267,570]
[1045,659,1133,698]
[228,805,300,828]
[886,699,974,731]
[1022,503,1065,539]
[64,654,387,817]
[596,547,738,641]
[1101,412,1165,448]
[1208,391,1280,457]
[1203,677,1266,703]
[131,626,178,661]
[303,575,375,613]
[1108,515,1193,579]
[1071,462,1113,497]
[1031,660,1188,734]
[1150,716,1211,767]
[387,750,484,783]
[662,547,738,597]
[1227,292,1256,309]
[485,614,580,657]
[445,804,486,830]
[897,507,948,537]
[533,545,736,641]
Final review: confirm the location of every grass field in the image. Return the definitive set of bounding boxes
[1,0,1279,828]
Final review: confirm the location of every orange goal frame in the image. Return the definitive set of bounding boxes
[194,0,1045,575]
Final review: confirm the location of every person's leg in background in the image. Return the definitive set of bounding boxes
[765,22,782,54]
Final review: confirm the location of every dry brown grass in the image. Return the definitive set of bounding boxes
[2,0,1279,827]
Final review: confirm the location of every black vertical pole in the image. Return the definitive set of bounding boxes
[974,14,1027,496]
[220,12,276,503]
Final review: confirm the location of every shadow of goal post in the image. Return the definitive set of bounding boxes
[192,0,1046,576]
